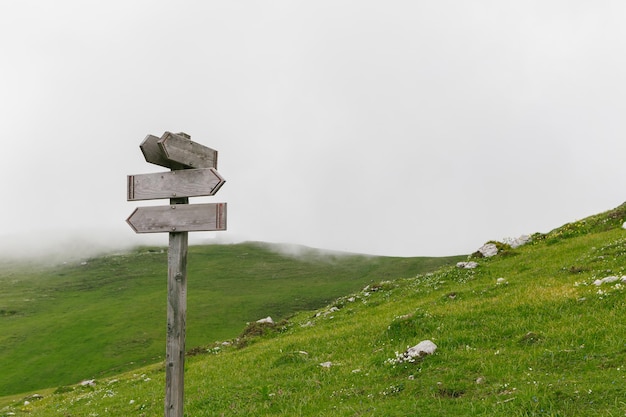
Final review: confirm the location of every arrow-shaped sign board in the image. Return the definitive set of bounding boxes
[126,202,227,233]
[140,132,218,170]
[127,168,225,201]
[159,132,218,169]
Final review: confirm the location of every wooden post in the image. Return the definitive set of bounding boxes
[165,197,188,417]
[127,131,227,417]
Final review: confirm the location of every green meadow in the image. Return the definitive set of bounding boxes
[2,203,626,416]
[0,242,462,398]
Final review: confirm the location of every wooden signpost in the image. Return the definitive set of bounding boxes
[127,131,227,417]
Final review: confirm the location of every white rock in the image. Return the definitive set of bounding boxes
[406,340,437,358]
[319,361,333,368]
[478,243,498,257]
[593,276,620,286]
[315,307,340,317]
[496,278,507,285]
[622,221,626,230]
[80,379,96,387]
[457,261,478,269]
[504,235,531,248]
[256,316,274,324]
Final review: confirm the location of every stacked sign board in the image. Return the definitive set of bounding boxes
[126,131,226,417]
[126,131,227,232]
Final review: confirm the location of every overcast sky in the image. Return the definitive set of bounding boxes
[1,1,625,258]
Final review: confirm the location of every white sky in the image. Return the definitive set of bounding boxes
[1,1,625,258]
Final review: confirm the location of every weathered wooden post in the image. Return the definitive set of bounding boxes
[165,195,188,416]
[126,131,227,417]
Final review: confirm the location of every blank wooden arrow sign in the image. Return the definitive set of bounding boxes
[127,168,225,201]
[126,203,227,233]
[159,132,218,169]
[140,132,218,170]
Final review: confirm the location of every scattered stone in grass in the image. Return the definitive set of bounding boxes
[256,316,274,324]
[478,243,499,258]
[408,340,437,357]
[593,275,626,286]
[504,235,531,248]
[315,307,339,317]
[496,277,507,285]
[320,361,333,368]
[80,379,96,387]
[476,377,485,384]
[23,394,43,402]
[446,292,457,299]
[388,340,438,365]
[238,318,289,345]
[457,261,478,269]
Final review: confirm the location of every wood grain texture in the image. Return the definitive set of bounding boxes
[126,203,227,233]
[139,134,186,170]
[158,132,218,169]
[127,168,225,201]
[165,224,188,417]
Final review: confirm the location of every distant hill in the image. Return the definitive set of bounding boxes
[0,241,464,397]
[3,203,626,416]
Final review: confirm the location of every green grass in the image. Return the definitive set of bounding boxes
[3,203,626,416]
[0,241,462,398]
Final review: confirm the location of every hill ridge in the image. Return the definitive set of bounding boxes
[3,202,626,416]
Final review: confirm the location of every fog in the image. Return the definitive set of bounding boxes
[2,1,626,258]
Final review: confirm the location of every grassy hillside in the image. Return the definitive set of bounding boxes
[0,242,463,397]
[3,202,626,416]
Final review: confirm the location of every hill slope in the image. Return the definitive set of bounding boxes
[0,242,463,397]
[3,202,626,416]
